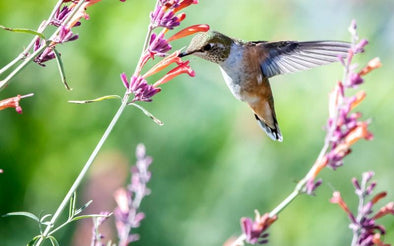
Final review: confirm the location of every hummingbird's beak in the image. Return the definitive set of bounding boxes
[178,51,189,58]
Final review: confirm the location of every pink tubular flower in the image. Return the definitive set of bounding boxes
[240,210,277,245]
[143,51,182,78]
[148,32,172,57]
[120,74,161,102]
[0,93,34,114]
[33,0,108,66]
[330,191,356,222]
[153,60,195,87]
[0,95,22,113]
[150,5,182,29]
[167,24,210,42]
[173,0,199,12]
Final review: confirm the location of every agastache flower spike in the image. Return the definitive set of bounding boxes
[33,0,103,66]
[331,172,393,246]
[323,55,381,170]
[240,210,277,245]
[301,20,381,195]
[114,144,153,246]
[91,211,111,246]
[150,5,181,29]
[118,0,208,104]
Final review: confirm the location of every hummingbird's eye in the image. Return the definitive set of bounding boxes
[203,43,213,51]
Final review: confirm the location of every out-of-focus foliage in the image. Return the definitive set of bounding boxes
[0,0,393,245]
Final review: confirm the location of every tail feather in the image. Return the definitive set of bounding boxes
[255,114,283,142]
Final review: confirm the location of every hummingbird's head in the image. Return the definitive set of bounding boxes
[179,31,233,64]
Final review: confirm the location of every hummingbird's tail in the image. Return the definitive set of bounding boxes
[254,114,283,142]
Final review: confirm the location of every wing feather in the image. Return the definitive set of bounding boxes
[258,41,351,77]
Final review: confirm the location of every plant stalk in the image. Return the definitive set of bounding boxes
[35,93,129,246]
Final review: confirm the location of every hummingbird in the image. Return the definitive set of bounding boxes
[179,31,351,141]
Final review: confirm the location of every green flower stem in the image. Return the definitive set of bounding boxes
[269,134,331,217]
[0,44,47,90]
[0,53,24,76]
[0,0,87,91]
[35,93,129,246]
[0,0,63,76]
[34,2,156,242]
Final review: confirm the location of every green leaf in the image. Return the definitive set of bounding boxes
[2,211,39,222]
[0,25,46,39]
[68,95,122,104]
[26,235,41,246]
[48,236,60,246]
[53,47,71,90]
[39,214,52,224]
[74,200,93,216]
[129,102,164,126]
[71,213,112,222]
[69,192,76,219]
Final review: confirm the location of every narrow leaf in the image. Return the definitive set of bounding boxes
[2,212,39,222]
[71,213,112,222]
[48,236,60,246]
[0,25,46,39]
[53,48,71,90]
[74,200,93,215]
[69,192,77,219]
[26,236,41,246]
[39,214,52,224]
[68,95,122,104]
[129,103,164,126]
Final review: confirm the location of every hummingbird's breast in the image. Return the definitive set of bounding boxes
[219,43,262,103]
[219,43,245,100]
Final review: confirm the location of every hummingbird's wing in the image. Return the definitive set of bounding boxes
[256,41,350,78]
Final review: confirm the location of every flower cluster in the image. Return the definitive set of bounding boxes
[0,93,34,114]
[34,0,109,66]
[330,171,393,246]
[325,21,381,170]
[305,20,381,194]
[121,0,209,103]
[240,211,277,245]
[91,211,112,246]
[113,144,153,246]
[121,74,161,102]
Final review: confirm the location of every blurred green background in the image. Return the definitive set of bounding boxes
[1,0,393,245]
